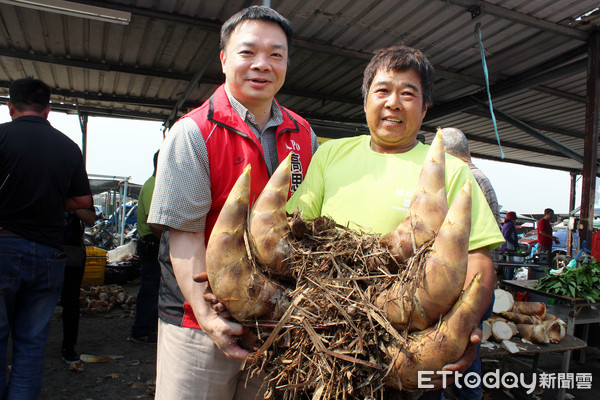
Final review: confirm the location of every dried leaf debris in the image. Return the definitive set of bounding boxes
[246,216,431,400]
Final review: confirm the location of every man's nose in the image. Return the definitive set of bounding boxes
[251,54,271,71]
[385,92,402,110]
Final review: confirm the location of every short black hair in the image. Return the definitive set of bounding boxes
[153,150,159,176]
[362,45,434,110]
[544,208,554,215]
[220,6,293,54]
[9,78,51,113]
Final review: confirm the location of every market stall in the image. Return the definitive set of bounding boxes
[499,279,600,399]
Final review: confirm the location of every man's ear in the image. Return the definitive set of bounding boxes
[220,50,226,74]
[42,105,51,119]
[421,103,429,120]
[7,101,15,118]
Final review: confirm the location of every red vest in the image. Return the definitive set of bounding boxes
[185,85,313,243]
[180,85,313,329]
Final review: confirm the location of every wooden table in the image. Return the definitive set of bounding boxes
[497,261,548,274]
[497,261,531,269]
[496,262,537,284]
[481,335,587,398]
[481,334,587,358]
[499,279,600,399]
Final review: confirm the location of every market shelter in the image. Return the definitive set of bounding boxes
[0,1,599,243]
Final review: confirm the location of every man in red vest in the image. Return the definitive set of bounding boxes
[147,6,318,399]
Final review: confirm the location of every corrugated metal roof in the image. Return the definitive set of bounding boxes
[0,0,599,173]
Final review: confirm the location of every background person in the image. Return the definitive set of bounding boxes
[530,208,560,283]
[441,127,500,225]
[499,211,519,280]
[147,6,318,399]
[0,77,92,398]
[129,150,161,344]
[287,45,504,397]
[61,207,95,370]
[441,126,500,400]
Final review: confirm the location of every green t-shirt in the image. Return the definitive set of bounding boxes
[137,175,155,238]
[286,135,504,252]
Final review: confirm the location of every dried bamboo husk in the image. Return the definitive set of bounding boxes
[244,215,432,400]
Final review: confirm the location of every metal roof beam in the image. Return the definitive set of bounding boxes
[48,103,167,121]
[464,108,584,139]
[532,86,586,104]
[306,118,572,159]
[66,2,481,86]
[469,152,583,174]
[0,47,194,81]
[165,46,220,128]
[419,123,570,158]
[445,0,588,41]
[426,57,587,120]
[0,96,168,121]
[470,98,597,173]
[0,80,199,109]
[0,48,363,107]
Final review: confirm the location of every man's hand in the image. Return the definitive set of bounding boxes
[191,273,245,360]
[169,229,248,361]
[193,271,231,319]
[198,308,250,361]
[427,326,482,390]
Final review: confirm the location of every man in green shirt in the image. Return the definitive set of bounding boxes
[129,150,161,343]
[287,45,504,395]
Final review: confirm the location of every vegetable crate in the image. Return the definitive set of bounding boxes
[83,246,107,286]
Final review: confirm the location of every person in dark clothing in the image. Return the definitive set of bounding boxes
[0,78,92,398]
[129,150,161,343]
[500,211,519,280]
[61,208,95,368]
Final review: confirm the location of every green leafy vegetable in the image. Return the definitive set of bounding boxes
[535,259,600,302]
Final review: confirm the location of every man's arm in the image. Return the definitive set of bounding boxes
[168,229,249,361]
[65,194,93,212]
[73,208,96,226]
[463,248,495,314]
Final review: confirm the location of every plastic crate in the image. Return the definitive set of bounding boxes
[82,246,107,286]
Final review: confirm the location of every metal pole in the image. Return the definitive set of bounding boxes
[78,112,88,166]
[119,178,129,246]
[567,172,577,256]
[580,29,600,249]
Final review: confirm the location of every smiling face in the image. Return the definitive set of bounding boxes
[364,68,428,154]
[220,20,288,115]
